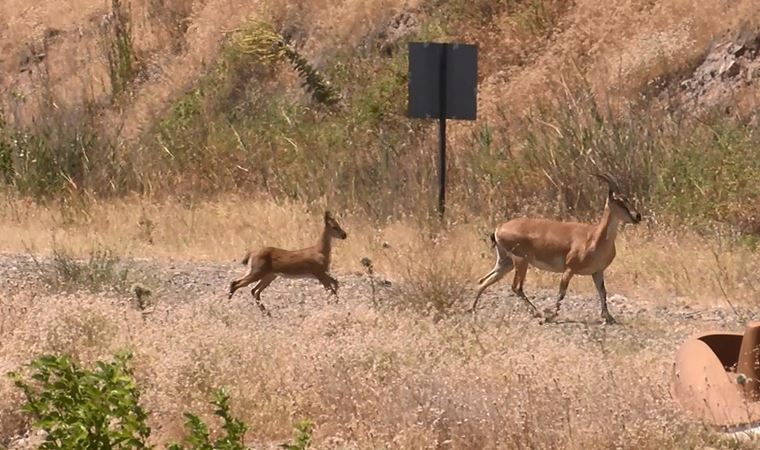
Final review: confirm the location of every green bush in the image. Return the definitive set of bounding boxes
[655,117,760,231]
[8,353,315,449]
[7,352,151,450]
[101,0,138,98]
[168,389,248,450]
[168,389,313,450]
[281,419,313,450]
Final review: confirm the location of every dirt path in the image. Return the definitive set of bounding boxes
[1,250,745,343]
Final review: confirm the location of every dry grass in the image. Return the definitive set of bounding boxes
[0,196,759,447]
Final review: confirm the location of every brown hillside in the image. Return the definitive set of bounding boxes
[3,0,759,137]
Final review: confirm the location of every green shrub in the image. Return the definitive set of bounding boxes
[655,118,760,231]
[168,388,249,450]
[232,20,341,106]
[7,352,151,450]
[101,0,138,98]
[281,419,314,450]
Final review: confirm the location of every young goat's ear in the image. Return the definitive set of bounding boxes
[324,211,332,222]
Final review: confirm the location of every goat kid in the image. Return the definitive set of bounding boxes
[228,211,348,315]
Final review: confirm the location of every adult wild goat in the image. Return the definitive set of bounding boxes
[472,174,641,324]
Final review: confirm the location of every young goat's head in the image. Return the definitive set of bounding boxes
[593,173,642,225]
[324,211,348,239]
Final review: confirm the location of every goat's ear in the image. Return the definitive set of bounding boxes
[324,211,332,221]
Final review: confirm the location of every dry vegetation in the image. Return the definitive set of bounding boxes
[3,0,760,448]
[0,198,759,448]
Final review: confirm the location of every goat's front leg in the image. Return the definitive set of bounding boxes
[592,271,616,324]
[329,275,339,298]
[315,272,339,299]
[544,269,573,322]
[511,257,540,316]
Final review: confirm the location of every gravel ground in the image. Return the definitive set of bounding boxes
[0,250,748,342]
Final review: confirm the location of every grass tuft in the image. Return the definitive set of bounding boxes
[35,245,133,294]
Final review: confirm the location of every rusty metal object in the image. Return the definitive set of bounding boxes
[672,322,760,428]
[737,321,760,400]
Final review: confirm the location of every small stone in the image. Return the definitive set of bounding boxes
[721,60,741,78]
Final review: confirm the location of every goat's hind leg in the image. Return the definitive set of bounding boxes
[229,265,266,299]
[471,257,514,312]
[251,273,277,317]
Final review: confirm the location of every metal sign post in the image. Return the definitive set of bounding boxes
[408,42,477,218]
[437,44,448,216]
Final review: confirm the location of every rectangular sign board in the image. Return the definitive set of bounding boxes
[408,42,477,120]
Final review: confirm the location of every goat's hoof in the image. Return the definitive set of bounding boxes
[541,308,558,323]
[602,315,617,325]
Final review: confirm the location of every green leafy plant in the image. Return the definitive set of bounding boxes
[232,20,341,106]
[7,352,151,449]
[280,419,314,450]
[168,388,249,450]
[101,0,138,98]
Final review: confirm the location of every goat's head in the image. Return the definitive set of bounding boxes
[593,173,641,225]
[324,211,348,239]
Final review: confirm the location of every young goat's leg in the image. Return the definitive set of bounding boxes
[315,272,338,298]
[251,273,277,316]
[328,275,339,299]
[229,265,266,299]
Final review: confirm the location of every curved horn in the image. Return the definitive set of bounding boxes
[591,173,620,194]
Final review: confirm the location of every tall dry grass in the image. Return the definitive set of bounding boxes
[0,282,745,448]
[0,196,758,447]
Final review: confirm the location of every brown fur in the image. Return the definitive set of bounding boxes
[228,211,347,315]
[472,174,641,324]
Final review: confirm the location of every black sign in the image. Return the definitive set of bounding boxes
[408,42,477,120]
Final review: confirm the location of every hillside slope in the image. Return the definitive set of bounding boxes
[3,0,760,226]
[3,0,757,131]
